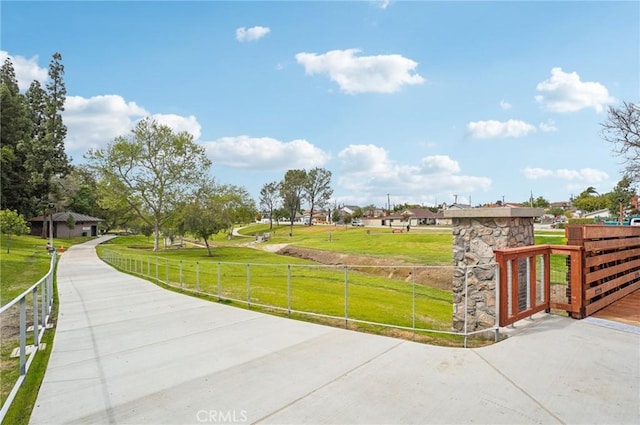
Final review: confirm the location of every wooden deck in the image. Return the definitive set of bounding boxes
[591,289,640,327]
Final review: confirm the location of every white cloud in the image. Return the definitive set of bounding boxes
[538,119,557,132]
[373,0,391,9]
[466,119,537,139]
[337,145,491,202]
[421,155,460,174]
[522,167,554,179]
[236,26,270,42]
[579,168,609,182]
[150,114,201,139]
[535,67,615,113]
[500,99,512,110]
[203,136,331,170]
[0,50,48,90]
[523,167,608,183]
[63,95,149,155]
[295,49,425,94]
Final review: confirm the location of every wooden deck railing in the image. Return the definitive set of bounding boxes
[567,225,640,316]
[494,245,583,327]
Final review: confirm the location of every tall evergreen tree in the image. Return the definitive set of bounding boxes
[22,53,71,217]
[0,58,32,215]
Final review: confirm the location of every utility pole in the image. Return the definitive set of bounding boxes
[387,193,391,214]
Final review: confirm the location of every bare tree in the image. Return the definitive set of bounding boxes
[602,101,640,180]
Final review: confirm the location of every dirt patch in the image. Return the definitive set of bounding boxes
[273,245,452,291]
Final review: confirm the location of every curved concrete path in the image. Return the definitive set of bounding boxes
[31,237,639,424]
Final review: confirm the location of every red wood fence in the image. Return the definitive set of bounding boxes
[495,225,640,327]
[494,245,582,327]
[567,225,640,317]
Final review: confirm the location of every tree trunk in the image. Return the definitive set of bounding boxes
[204,238,212,257]
[153,219,160,251]
[308,201,315,226]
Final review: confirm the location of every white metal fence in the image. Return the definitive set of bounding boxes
[0,251,56,421]
[102,249,499,346]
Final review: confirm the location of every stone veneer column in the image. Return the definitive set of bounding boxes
[443,208,544,332]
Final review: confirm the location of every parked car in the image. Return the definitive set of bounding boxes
[351,220,364,227]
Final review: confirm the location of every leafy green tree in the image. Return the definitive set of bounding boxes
[181,185,225,256]
[259,181,280,230]
[0,58,32,216]
[572,186,608,213]
[572,195,608,213]
[280,169,307,235]
[303,167,333,226]
[54,166,100,216]
[0,209,30,253]
[94,178,137,233]
[362,204,377,217]
[531,196,550,208]
[273,207,287,224]
[546,206,565,217]
[602,101,640,182]
[65,213,76,238]
[180,182,255,256]
[331,208,341,224]
[87,118,211,251]
[607,176,637,216]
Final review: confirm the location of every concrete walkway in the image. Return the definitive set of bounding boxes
[31,237,639,424]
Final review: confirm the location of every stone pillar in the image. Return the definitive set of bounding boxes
[443,208,544,332]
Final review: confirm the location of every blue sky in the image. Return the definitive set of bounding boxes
[2,1,638,209]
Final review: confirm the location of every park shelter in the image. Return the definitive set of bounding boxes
[29,212,103,238]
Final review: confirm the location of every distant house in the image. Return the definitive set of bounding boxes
[380,213,402,227]
[399,208,438,226]
[438,203,472,225]
[29,212,103,238]
[582,208,611,221]
[549,201,572,211]
[302,210,328,225]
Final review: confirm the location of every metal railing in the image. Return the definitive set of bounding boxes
[0,251,56,421]
[102,249,500,347]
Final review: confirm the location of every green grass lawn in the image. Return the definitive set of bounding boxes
[0,234,89,422]
[239,224,454,265]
